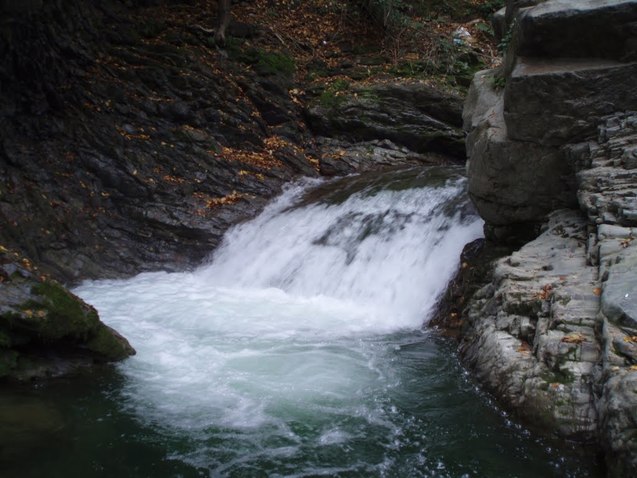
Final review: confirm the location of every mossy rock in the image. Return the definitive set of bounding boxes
[84,324,136,361]
[20,281,101,342]
[1,252,135,379]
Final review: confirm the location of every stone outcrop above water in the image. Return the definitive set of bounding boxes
[464,69,576,231]
[0,246,135,380]
[504,58,637,146]
[443,0,637,475]
[465,0,637,238]
[440,114,637,475]
[460,210,600,440]
[306,82,465,161]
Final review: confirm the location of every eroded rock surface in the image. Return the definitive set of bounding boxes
[465,0,637,238]
[447,0,637,474]
[0,0,317,284]
[306,82,465,160]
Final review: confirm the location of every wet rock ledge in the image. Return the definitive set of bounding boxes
[435,1,637,476]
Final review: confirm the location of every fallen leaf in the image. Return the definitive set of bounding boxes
[562,333,587,344]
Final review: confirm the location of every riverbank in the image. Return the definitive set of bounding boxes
[433,1,637,475]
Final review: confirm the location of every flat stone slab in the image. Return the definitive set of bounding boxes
[306,82,465,158]
[516,0,637,60]
[504,57,637,145]
[602,251,637,331]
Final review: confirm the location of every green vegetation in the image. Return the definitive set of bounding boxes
[492,72,506,89]
[85,325,133,361]
[255,50,296,77]
[498,20,515,54]
[0,349,18,378]
[318,79,351,109]
[229,43,296,77]
[26,281,100,341]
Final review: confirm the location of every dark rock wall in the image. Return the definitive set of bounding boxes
[0,0,317,284]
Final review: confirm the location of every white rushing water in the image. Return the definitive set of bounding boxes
[75,167,483,474]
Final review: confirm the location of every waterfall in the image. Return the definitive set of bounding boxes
[75,166,486,475]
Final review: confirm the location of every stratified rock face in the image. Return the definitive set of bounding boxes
[458,0,637,473]
[306,83,465,159]
[315,137,450,176]
[454,114,637,474]
[0,247,135,380]
[572,114,637,476]
[0,0,317,284]
[465,0,637,237]
[459,210,600,441]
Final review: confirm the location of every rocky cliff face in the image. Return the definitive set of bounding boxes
[443,0,637,475]
[0,0,317,284]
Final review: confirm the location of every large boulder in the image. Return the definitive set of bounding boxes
[465,0,637,236]
[0,246,135,380]
[516,0,637,60]
[464,70,576,234]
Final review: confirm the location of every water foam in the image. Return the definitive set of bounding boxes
[75,167,484,473]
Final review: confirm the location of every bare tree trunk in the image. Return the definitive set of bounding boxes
[214,0,231,45]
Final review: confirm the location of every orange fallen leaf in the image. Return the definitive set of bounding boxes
[562,333,586,344]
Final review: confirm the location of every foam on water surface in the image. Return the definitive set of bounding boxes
[74,167,506,475]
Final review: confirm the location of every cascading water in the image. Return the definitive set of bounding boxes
[3,167,598,478]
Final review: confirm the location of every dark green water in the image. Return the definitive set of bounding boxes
[0,334,602,478]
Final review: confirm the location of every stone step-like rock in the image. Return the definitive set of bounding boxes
[464,70,576,232]
[573,114,637,228]
[516,0,637,60]
[504,57,637,145]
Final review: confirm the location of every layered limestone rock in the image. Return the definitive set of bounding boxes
[466,0,637,238]
[574,114,637,475]
[459,210,600,441]
[448,112,637,476]
[452,0,637,475]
